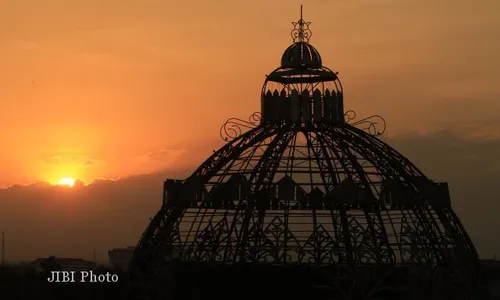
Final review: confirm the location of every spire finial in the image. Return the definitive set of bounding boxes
[291,5,312,43]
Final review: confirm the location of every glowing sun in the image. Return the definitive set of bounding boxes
[58,177,75,187]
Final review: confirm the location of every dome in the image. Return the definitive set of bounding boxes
[281,42,323,68]
[130,7,480,300]
[162,121,474,266]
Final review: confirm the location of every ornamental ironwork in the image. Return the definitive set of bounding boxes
[128,6,481,300]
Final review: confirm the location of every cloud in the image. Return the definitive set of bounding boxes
[45,156,62,165]
[0,168,192,263]
[83,159,101,166]
[43,153,103,167]
[123,148,188,176]
[146,148,185,162]
[0,132,499,262]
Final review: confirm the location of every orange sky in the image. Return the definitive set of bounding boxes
[1,0,500,187]
[1,0,500,262]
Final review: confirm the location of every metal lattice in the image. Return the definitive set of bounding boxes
[128,6,480,300]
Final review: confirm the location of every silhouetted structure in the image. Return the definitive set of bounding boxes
[1,232,4,265]
[109,247,135,271]
[129,7,480,300]
[29,256,97,272]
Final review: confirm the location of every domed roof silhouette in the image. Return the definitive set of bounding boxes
[281,42,323,68]
[129,7,480,300]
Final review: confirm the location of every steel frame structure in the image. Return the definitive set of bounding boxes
[128,7,480,300]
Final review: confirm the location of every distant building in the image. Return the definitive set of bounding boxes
[29,256,96,272]
[108,246,135,271]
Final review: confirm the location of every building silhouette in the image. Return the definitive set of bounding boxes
[108,247,135,271]
[128,7,480,300]
[29,256,96,273]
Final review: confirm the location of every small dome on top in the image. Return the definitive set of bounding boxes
[281,42,322,68]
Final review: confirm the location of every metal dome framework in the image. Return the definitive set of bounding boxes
[129,7,480,300]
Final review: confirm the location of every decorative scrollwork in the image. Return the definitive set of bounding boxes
[220,112,261,141]
[291,22,312,43]
[291,6,312,43]
[344,110,387,136]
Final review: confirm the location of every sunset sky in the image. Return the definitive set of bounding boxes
[1,0,499,262]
